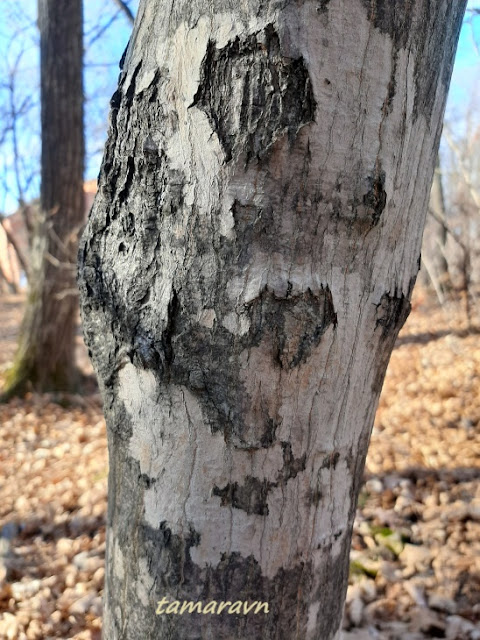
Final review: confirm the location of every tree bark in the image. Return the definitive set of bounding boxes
[78,1,466,638]
[2,0,84,398]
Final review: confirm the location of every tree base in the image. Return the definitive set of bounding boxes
[0,364,93,403]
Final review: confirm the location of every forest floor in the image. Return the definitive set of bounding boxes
[0,289,479,640]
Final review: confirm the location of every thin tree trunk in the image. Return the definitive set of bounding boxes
[78,1,466,638]
[2,0,84,398]
[429,154,451,292]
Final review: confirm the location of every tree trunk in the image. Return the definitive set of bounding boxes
[78,1,466,638]
[2,0,84,398]
[424,154,451,294]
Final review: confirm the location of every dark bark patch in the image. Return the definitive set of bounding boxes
[317,0,332,14]
[248,286,337,369]
[212,444,306,516]
[104,389,133,441]
[141,521,202,587]
[313,532,351,639]
[320,451,340,470]
[362,170,387,226]
[142,134,159,163]
[161,285,336,449]
[119,36,131,70]
[375,290,411,338]
[118,156,135,205]
[213,476,272,515]
[342,166,388,229]
[279,441,306,480]
[162,288,179,370]
[411,1,466,123]
[132,332,162,371]
[138,473,157,489]
[79,102,185,382]
[231,200,274,267]
[382,49,398,115]
[361,0,413,50]
[123,523,315,639]
[109,88,121,110]
[128,288,180,378]
[192,24,316,164]
[307,487,322,507]
[371,288,413,394]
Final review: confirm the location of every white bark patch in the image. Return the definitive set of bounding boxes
[119,367,162,477]
[135,69,157,95]
[219,204,236,239]
[165,18,211,106]
[119,366,224,531]
[119,363,350,578]
[307,601,321,636]
[228,443,285,486]
[108,529,125,581]
[136,557,155,607]
[114,540,125,581]
[222,311,251,336]
[197,308,216,329]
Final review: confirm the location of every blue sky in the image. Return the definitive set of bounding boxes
[0,0,479,214]
[0,0,137,213]
[445,2,480,121]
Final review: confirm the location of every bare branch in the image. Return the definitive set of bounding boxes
[54,288,79,300]
[428,207,467,252]
[87,12,120,47]
[44,252,77,271]
[111,0,134,24]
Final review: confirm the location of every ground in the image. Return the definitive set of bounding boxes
[0,289,479,640]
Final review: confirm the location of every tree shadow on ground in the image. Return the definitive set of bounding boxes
[395,325,480,347]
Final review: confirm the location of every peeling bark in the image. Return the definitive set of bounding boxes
[78,1,466,638]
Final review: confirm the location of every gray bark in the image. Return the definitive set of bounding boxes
[78,1,466,638]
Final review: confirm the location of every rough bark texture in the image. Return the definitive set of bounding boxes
[78,1,466,638]
[3,0,85,397]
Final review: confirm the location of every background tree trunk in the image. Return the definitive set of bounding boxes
[78,1,466,638]
[429,154,451,293]
[3,0,84,398]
